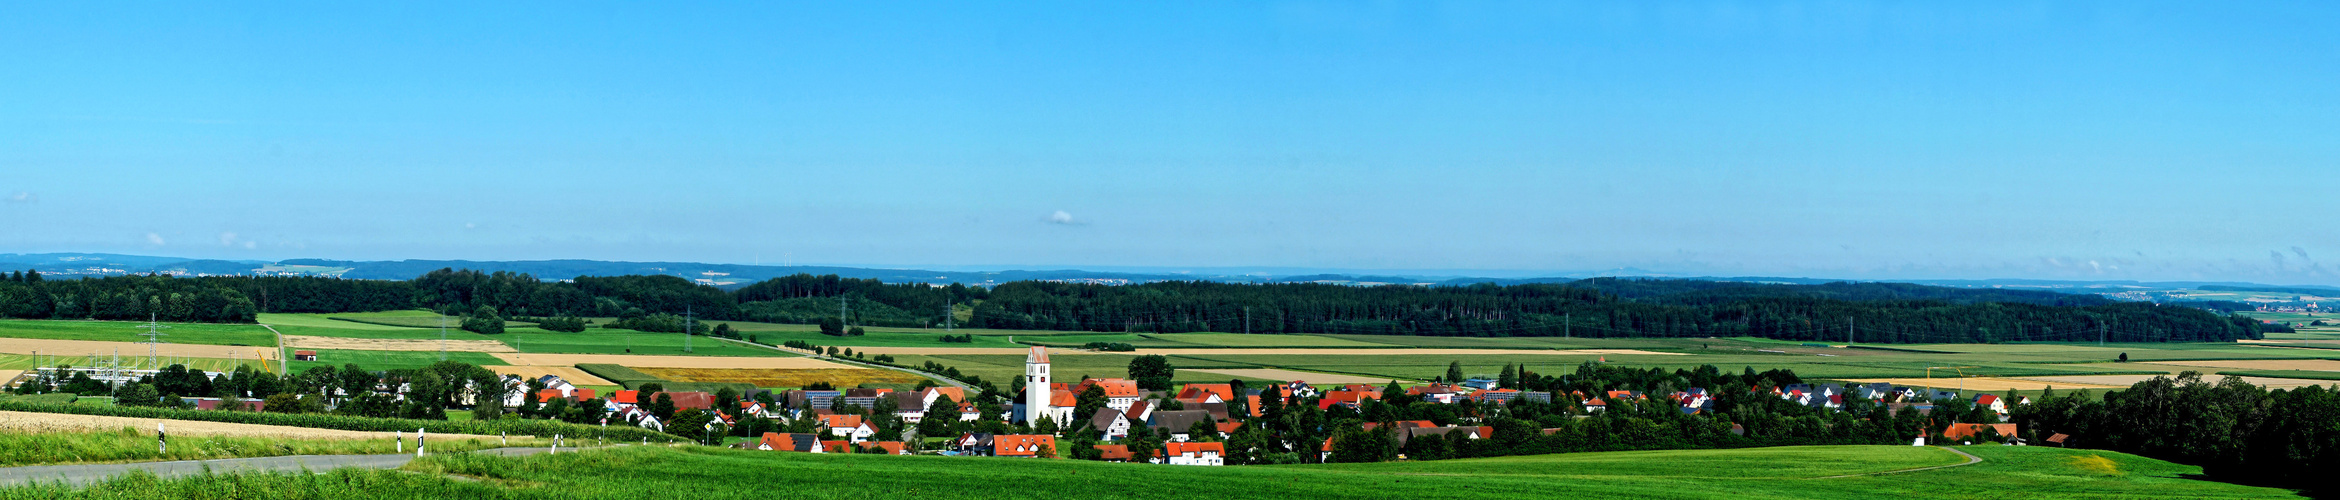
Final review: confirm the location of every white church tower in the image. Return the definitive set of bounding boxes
[1023,346,1051,424]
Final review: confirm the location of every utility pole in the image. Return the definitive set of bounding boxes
[1564,313,1571,339]
[2100,323,2108,347]
[1244,307,1251,334]
[136,314,169,369]
[684,306,695,353]
[438,313,448,361]
[944,302,953,332]
[1847,317,1854,345]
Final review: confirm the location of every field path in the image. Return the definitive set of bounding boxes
[0,447,566,487]
[1814,446,1980,479]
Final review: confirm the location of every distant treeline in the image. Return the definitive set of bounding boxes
[0,270,2272,343]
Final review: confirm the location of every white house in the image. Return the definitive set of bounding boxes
[1165,442,1225,466]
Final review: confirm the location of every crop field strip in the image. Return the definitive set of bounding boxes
[286,350,508,372]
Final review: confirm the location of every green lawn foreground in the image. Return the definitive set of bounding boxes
[1,444,2300,500]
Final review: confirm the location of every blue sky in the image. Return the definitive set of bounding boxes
[2,2,2336,283]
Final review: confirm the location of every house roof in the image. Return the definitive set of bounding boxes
[762,433,823,452]
[861,441,907,455]
[820,414,865,428]
[293,350,316,356]
[993,434,1056,457]
[1166,442,1225,456]
[1027,346,1049,364]
[573,389,597,401]
[923,387,965,404]
[1975,394,2000,405]
[612,390,639,405]
[1940,423,2020,441]
[1051,390,1079,407]
[1091,408,1127,431]
[1216,421,1244,434]
[1078,379,1143,398]
[1148,410,1216,432]
[1123,400,1152,420]
[822,440,852,453]
[1094,444,1132,461]
[667,392,714,410]
[1179,384,1236,402]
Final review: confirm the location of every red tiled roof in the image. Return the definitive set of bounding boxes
[821,440,851,453]
[861,441,907,455]
[923,387,965,404]
[993,434,1056,458]
[666,392,714,410]
[1167,442,1224,456]
[1094,444,1132,461]
[820,414,865,428]
[1216,421,1244,434]
[1940,423,2019,441]
[1179,384,1235,401]
[1051,390,1079,407]
[1077,379,1142,398]
[572,389,597,401]
[612,390,639,405]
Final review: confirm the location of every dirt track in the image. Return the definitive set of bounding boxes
[0,338,276,360]
[282,335,516,353]
[489,353,854,369]
[0,411,496,440]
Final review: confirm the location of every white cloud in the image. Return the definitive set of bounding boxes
[219,232,239,246]
[1047,210,1078,225]
[5,192,32,204]
[243,241,257,250]
[145,233,166,246]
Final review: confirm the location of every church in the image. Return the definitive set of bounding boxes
[1015,346,1077,426]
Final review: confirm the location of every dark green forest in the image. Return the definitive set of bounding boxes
[0,269,2267,343]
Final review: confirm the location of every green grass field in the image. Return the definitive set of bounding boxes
[502,331,794,357]
[283,350,507,372]
[0,320,275,348]
[0,428,542,467]
[7,444,2301,499]
[0,354,261,373]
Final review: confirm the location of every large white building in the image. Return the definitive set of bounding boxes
[1023,346,1051,424]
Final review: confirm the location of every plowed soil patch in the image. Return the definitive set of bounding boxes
[490,353,853,369]
[282,335,516,353]
[632,367,923,388]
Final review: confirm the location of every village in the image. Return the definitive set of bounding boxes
[501,347,2035,464]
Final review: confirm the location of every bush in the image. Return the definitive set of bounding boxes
[536,316,587,333]
[1082,342,1135,352]
[461,305,505,334]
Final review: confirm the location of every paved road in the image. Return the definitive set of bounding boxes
[0,447,559,487]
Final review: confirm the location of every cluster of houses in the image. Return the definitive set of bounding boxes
[524,347,2032,464]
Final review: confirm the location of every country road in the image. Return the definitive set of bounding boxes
[0,447,562,487]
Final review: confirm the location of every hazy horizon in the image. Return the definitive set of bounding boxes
[4,2,2336,284]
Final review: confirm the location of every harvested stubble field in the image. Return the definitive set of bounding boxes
[483,366,614,386]
[0,411,497,440]
[489,353,855,369]
[631,367,924,388]
[281,335,517,353]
